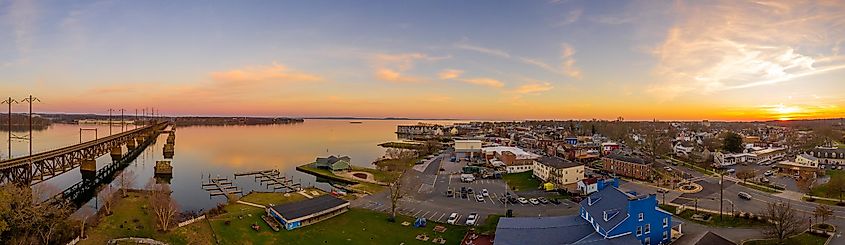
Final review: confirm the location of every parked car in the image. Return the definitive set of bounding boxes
[760,177,770,183]
[467,187,474,194]
[465,213,478,226]
[550,198,561,205]
[476,194,485,202]
[461,193,468,199]
[481,189,489,197]
[726,168,736,174]
[664,167,673,172]
[764,170,774,176]
[518,197,529,204]
[460,187,467,194]
[446,189,454,197]
[738,192,752,200]
[508,196,518,204]
[529,198,540,205]
[447,213,459,224]
[538,197,550,204]
[657,188,670,193]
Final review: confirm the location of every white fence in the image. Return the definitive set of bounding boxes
[177,215,206,228]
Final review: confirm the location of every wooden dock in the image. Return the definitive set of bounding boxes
[202,177,242,198]
[235,169,302,193]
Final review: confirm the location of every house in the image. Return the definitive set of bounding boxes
[577,177,618,196]
[266,195,350,230]
[749,147,787,165]
[602,153,653,180]
[532,156,584,191]
[690,231,735,245]
[579,186,676,245]
[713,151,754,167]
[601,142,621,155]
[482,146,539,173]
[806,147,845,166]
[454,139,483,159]
[493,181,679,245]
[313,156,352,171]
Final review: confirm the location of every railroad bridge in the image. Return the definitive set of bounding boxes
[0,121,169,185]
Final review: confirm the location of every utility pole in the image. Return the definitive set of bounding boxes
[719,170,724,220]
[134,109,138,130]
[107,108,114,135]
[21,95,40,179]
[119,109,126,132]
[1,97,18,159]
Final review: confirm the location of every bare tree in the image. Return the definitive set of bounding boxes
[98,185,117,215]
[34,201,73,244]
[118,170,136,197]
[814,205,833,225]
[387,171,407,222]
[147,179,178,231]
[736,169,755,183]
[762,202,805,243]
[796,176,815,194]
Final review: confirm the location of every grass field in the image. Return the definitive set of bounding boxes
[503,172,540,192]
[203,191,468,245]
[744,232,828,245]
[809,170,845,198]
[81,191,213,245]
[659,204,767,228]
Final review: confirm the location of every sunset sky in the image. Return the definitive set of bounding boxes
[2,0,844,121]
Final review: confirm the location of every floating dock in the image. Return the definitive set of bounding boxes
[202,177,242,198]
[235,169,302,193]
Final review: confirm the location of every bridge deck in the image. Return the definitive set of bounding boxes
[0,122,165,170]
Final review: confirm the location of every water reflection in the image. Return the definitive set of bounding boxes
[9,119,460,213]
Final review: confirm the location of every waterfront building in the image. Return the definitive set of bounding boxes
[313,156,352,171]
[266,195,349,230]
[482,146,538,173]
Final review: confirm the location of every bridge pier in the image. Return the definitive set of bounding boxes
[80,158,96,180]
[163,143,175,159]
[110,146,123,162]
[126,138,136,150]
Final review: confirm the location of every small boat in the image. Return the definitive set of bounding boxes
[349,121,363,124]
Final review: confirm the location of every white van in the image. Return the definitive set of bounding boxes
[460,174,475,183]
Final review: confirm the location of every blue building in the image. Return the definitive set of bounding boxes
[495,180,679,245]
[565,137,579,145]
[579,185,675,245]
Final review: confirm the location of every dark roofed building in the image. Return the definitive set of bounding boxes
[692,231,735,245]
[494,216,639,245]
[266,195,350,230]
[806,147,845,166]
[602,152,653,180]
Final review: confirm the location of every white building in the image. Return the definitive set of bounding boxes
[454,139,483,159]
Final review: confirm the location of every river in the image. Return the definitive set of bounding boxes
[0,119,460,213]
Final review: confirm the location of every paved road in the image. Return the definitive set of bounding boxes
[352,153,578,226]
[631,160,845,244]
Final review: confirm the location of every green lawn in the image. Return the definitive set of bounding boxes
[205,207,468,245]
[809,170,845,198]
[351,166,401,183]
[659,205,767,228]
[81,191,213,245]
[476,214,502,235]
[503,172,541,191]
[744,232,828,245]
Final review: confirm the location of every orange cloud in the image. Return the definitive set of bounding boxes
[375,68,422,83]
[438,69,463,79]
[460,78,504,88]
[371,52,448,83]
[210,63,322,85]
[514,82,553,94]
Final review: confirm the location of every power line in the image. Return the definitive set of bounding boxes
[1,97,18,160]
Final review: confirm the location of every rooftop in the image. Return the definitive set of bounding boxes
[537,156,582,169]
[604,152,648,165]
[269,195,349,221]
[482,146,539,160]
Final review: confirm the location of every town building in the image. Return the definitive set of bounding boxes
[713,151,754,167]
[806,147,845,166]
[577,177,618,196]
[494,181,679,245]
[601,142,621,155]
[602,153,653,180]
[454,139,483,159]
[748,147,787,165]
[266,195,350,230]
[482,146,539,173]
[775,153,821,177]
[532,156,584,191]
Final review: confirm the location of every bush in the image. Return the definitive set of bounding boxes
[806,197,816,202]
[837,202,845,206]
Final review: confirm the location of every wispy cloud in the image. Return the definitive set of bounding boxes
[3,0,38,63]
[456,41,582,79]
[554,9,583,26]
[438,69,463,80]
[648,0,845,99]
[560,43,581,79]
[211,63,322,85]
[371,52,447,83]
[514,82,554,94]
[459,78,505,88]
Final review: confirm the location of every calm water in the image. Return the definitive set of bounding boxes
[0,119,460,213]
